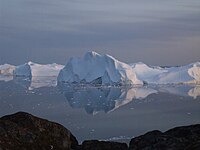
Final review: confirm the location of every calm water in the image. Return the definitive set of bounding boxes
[0,76,200,143]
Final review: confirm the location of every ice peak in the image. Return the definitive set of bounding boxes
[130,62,148,68]
[104,54,118,62]
[192,62,200,67]
[84,51,100,59]
[27,61,35,65]
[137,62,145,65]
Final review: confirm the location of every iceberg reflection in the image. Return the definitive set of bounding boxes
[154,85,200,98]
[58,84,200,114]
[11,76,57,90]
[59,85,157,114]
[0,75,13,82]
[13,76,31,89]
[1,76,200,115]
[29,76,57,90]
[188,86,200,99]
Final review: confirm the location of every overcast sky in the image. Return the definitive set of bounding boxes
[0,0,200,66]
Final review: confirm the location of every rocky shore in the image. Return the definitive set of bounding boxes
[0,112,199,150]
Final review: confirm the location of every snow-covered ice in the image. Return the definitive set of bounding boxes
[148,62,200,84]
[13,63,32,77]
[58,51,143,85]
[7,62,63,89]
[131,62,200,84]
[130,62,167,82]
[0,64,15,76]
[1,52,200,85]
[13,61,64,77]
[28,62,64,77]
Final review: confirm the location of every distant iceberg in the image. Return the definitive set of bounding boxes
[0,64,15,76]
[13,63,32,77]
[13,61,64,77]
[149,62,200,84]
[131,62,200,84]
[11,62,64,89]
[130,62,167,82]
[58,51,143,85]
[0,64,15,81]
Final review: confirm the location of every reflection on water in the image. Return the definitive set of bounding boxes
[12,76,57,90]
[2,75,199,99]
[0,76,199,98]
[188,86,200,99]
[59,85,157,114]
[0,75,13,82]
[0,76,200,143]
[1,76,200,115]
[13,76,31,89]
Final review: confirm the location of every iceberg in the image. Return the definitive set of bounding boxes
[13,62,64,77]
[12,62,63,89]
[0,64,16,81]
[130,62,200,84]
[130,62,167,82]
[58,51,143,85]
[149,62,200,84]
[0,64,15,75]
[2,52,200,85]
[13,63,32,77]
[28,62,64,77]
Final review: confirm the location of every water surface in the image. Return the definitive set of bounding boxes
[0,76,200,143]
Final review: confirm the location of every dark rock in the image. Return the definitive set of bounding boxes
[0,112,78,150]
[81,140,128,150]
[129,124,200,150]
[1,112,200,150]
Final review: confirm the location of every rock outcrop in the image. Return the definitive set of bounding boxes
[129,124,200,150]
[0,112,200,150]
[0,112,78,150]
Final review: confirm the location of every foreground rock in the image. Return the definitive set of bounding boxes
[0,112,78,150]
[0,112,200,150]
[129,124,200,150]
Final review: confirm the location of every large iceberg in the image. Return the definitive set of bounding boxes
[58,51,143,85]
[13,62,64,77]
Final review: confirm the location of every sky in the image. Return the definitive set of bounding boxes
[0,0,200,66]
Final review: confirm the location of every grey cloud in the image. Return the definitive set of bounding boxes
[0,0,200,65]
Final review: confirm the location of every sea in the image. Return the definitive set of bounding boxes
[0,76,200,143]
